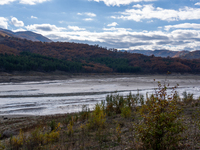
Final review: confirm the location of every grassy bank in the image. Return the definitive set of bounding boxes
[0,83,200,150]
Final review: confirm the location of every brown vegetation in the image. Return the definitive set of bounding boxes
[1,35,200,73]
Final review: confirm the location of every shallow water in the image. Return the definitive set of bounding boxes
[0,76,200,115]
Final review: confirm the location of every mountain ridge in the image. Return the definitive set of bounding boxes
[0,28,52,42]
[127,50,190,58]
[127,49,200,60]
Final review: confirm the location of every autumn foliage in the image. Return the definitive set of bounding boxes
[1,35,200,73]
[134,82,185,150]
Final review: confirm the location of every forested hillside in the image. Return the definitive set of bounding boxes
[0,52,82,72]
[0,35,200,74]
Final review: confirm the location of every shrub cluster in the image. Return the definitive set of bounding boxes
[9,123,61,149]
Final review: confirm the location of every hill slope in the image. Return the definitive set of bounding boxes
[0,35,200,74]
[0,28,52,42]
[179,50,200,59]
[127,50,190,58]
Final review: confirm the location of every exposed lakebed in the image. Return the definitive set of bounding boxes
[0,75,200,116]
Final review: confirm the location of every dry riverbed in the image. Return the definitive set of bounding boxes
[0,72,200,148]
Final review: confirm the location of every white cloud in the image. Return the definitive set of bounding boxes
[12,28,27,32]
[19,0,50,5]
[0,0,16,5]
[77,12,96,17]
[26,24,66,32]
[132,4,142,8]
[50,29,200,51]
[88,0,157,6]
[107,22,118,26]
[195,2,200,6]
[112,4,200,22]
[103,27,132,34]
[165,23,200,31]
[85,12,96,17]
[0,17,8,29]
[68,25,85,31]
[103,27,132,32]
[31,16,38,19]
[83,18,93,21]
[0,0,49,5]
[11,17,24,27]
[23,23,200,51]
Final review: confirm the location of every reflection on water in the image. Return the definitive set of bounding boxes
[0,77,200,115]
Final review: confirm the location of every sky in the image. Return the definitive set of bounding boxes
[1,0,200,51]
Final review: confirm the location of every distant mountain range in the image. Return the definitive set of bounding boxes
[127,50,200,59]
[0,28,52,43]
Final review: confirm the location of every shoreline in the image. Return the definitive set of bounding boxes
[0,71,200,83]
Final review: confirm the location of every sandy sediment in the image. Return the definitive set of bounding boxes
[0,71,200,83]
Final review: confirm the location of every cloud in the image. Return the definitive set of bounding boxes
[195,2,200,6]
[26,24,66,32]
[112,4,200,22]
[132,4,142,8]
[0,0,50,5]
[68,25,85,31]
[88,0,157,6]
[0,0,16,5]
[103,27,132,32]
[31,16,38,19]
[11,17,24,27]
[25,23,200,51]
[165,23,200,31]
[107,22,118,26]
[12,28,27,32]
[78,12,96,21]
[52,29,200,51]
[0,17,8,29]
[83,18,93,21]
[19,0,50,5]
[77,12,96,17]
[85,12,96,17]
